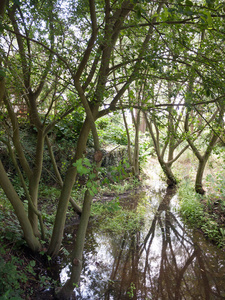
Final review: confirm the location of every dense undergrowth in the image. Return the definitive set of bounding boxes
[178,179,225,249]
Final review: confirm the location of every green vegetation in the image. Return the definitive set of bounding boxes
[91,193,146,236]
[178,180,225,248]
[0,248,36,300]
[1,0,225,298]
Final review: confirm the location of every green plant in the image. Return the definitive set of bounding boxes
[0,248,36,300]
[0,208,25,246]
[178,181,225,247]
[96,115,129,146]
[101,159,130,186]
[206,173,225,200]
[73,157,99,196]
[178,182,204,227]
[127,282,136,298]
[92,195,146,236]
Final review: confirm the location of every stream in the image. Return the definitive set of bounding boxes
[59,178,225,300]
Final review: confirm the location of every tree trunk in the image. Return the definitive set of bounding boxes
[131,109,140,177]
[0,0,6,104]
[55,190,93,300]
[195,158,207,195]
[45,136,82,216]
[121,107,132,166]
[0,160,41,251]
[159,160,177,187]
[48,118,91,256]
[28,131,45,236]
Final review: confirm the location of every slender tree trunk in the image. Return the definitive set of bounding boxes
[145,113,177,186]
[121,107,132,166]
[28,131,45,236]
[45,136,82,215]
[48,118,91,256]
[133,122,140,177]
[185,107,223,194]
[195,158,207,195]
[56,110,102,298]
[0,0,6,104]
[131,109,140,177]
[55,190,93,300]
[0,161,41,251]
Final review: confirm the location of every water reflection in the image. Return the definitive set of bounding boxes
[61,186,225,299]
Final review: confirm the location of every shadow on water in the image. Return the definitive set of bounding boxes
[60,183,225,300]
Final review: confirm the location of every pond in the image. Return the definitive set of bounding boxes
[59,179,225,300]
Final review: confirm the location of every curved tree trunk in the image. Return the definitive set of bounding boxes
[145,113,178,186]
[0,0,6,104]
[0,161,41,252]
[185,107,223,194]
[159,160,177,187]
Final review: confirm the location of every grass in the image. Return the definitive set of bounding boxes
[178,180,225,248]
[171,147,225,248]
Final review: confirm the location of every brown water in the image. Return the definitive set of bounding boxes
[60,183,225,299]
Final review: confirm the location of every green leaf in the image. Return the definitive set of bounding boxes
[91,186,98,195]
[83,158,91,167]
[87,181,92,188]
[30,260,36,267]
[185,0,193,6]
[89,173,96,180]
[0,68,7,78]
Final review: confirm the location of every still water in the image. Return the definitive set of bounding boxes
[60,181,225,299]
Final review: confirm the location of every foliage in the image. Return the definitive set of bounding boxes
[101,158,131,185]
[138,132,153,165]
[100,176,140,195]
[178,181,225,247]
[96,115,129,146]
[206,173,225,202]
[127,282,136,299]
[0,191,25,246]
[73,158,99,196]
[54,109,85,144]
[0,247,36,300]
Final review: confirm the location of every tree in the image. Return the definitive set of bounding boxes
[143,79,188,186]
[1,0,225,297]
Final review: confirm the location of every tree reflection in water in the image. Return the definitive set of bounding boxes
[61,187,225,300]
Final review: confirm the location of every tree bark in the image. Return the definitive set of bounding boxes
[55,190,92,299]
[48,118,91,256]
[145,113,178,186]
[28,130,45,236]
[195,158,207,195]
[45,136,82,215]
[132,109,140,177]
[0,160,41,251]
